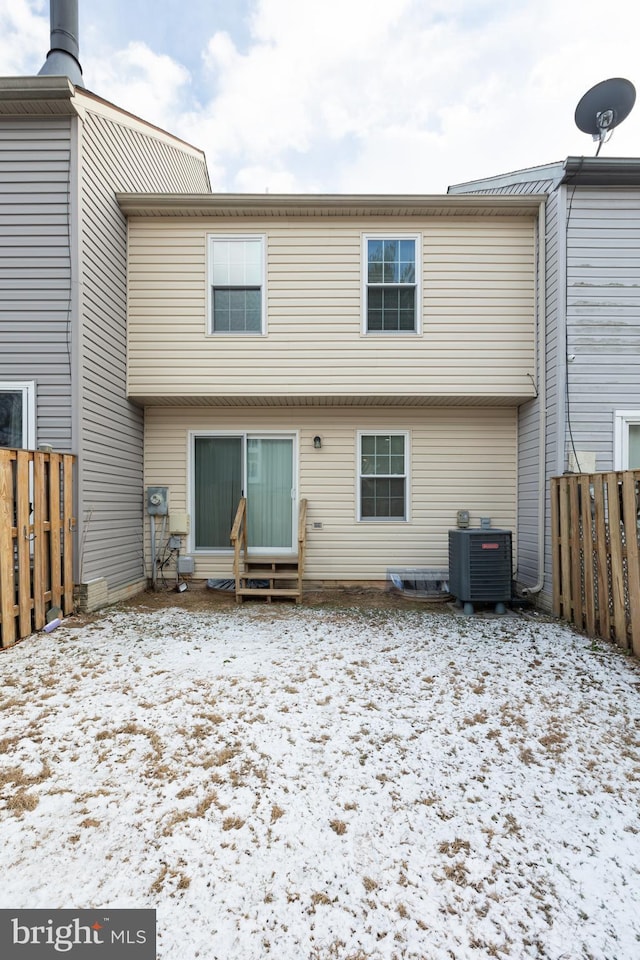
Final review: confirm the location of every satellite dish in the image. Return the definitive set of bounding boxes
[575,78,636,155]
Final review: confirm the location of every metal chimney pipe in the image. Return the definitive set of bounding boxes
[38,0,84,87]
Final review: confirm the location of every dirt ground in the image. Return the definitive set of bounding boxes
[114,580,452,616]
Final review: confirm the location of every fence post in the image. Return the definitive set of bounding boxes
[569,476,583,629]
[16,450,33,639]
[559,478,572,620]
[49,453,62,611]
[592,474,609,640]
[0,449,16,647]
[581,474,596,637]
[606,472,627,649]
[622,472,640,656]
[63,455,74,615]
[551,478,561,618]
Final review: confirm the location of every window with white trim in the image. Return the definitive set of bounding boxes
[208,235,265,334]
[0,381,35,449]
[358,432,408,520]
[614,410,640,469]
[364,236,419,333]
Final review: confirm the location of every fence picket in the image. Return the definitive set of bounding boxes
[559,478,572,620]
[16,450,32,638]
[622,473,640,657]
[551,479,561,618]
[569,477,583,629]
[605,472,627,648]
[0,449,16,647]
[580,474,596,637]
[49,454,62,610]
[63,455,74,613]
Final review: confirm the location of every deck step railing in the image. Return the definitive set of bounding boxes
[230,498,308,604]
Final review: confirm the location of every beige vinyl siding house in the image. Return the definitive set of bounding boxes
[144,406,517,584]
[122,194,541,588]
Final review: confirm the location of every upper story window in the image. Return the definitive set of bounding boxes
[208,236,265,334]
[614,410,640,469]
[0,381,35,449]
[364,236,420,334]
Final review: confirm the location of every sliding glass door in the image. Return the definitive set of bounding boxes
[194,436,243,549]
[193,434,295,552]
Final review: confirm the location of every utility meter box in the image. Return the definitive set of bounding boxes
[146,486,169,516]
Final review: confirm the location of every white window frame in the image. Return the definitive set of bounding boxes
[206,234,267,335]
[362,234,421,335]
[0,380,36,449]
[614,410,640,469]
[356,430,410,522]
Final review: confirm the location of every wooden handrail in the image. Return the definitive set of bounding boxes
[298,498,308,546]
[231,498,247,604]
[297,499,308,599]
[230,497,247,544]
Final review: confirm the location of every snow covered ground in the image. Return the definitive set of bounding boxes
[1,602,639,959]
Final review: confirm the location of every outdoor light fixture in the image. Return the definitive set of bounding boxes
[313,435,322,449]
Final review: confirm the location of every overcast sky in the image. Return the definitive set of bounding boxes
[1,0,639,193]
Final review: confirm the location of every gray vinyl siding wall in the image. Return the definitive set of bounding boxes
[565,186,640,469]
[0,117,73,450]
[78,107,209,590]
[448,179,557,607]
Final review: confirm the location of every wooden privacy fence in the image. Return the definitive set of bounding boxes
[0,448,75,648]
[552,470,640,656]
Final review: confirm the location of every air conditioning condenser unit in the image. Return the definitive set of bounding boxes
[448,529,512,615]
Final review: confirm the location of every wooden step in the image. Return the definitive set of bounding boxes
[240,570,298,581]
[236,587,302,604]
[238,587,300,597]
[244,556,298,567]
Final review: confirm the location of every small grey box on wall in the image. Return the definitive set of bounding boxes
[146,486,169,516]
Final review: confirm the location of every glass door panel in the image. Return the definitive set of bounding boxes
[629,424,640,469]
[246,437,294,550]
[194,436,243,548]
